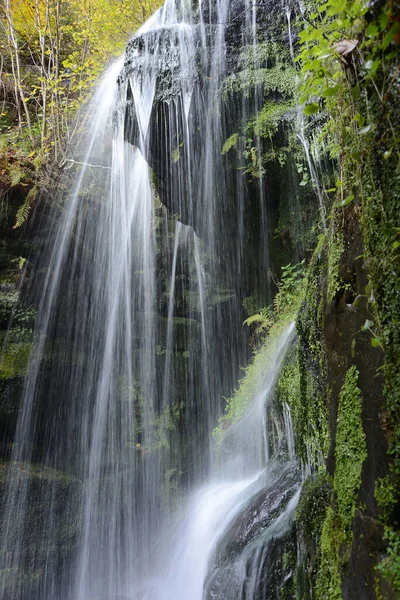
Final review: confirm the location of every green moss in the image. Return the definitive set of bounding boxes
[313,367,366,599]
[316,506,343,600]
[326,225,345,304]
[374,476,397,523]
[275,344,305,458]
[246,100,295,142]
[296,472,332,545]
[356,67,400,594]
[0,462,80,486]
[377,529,400,592]
[280,545,297,600]
[0,341,31,379]
[296,0,399,589]
[334,366,367,537]
[223,41,296,99]
[296,243,329,466]
[213,312,295,445]
[276,349,300,410]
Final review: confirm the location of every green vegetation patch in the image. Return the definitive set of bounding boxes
[0,340,31,379]
[334,366,367,536]
[315,366,367,599]
[296,240,329,466]
[214,260,306,446]
[316,505,343,600]
[213,313,295,446]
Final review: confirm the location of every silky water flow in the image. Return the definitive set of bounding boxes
[0,0,304,598]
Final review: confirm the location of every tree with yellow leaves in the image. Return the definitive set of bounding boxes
[0,0,161,226]
[0,0,161,177]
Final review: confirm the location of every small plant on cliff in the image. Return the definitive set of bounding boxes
[243,260,305,341]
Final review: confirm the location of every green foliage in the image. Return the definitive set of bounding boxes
[313,367,366,599]
[0,341,31,379]
[242,261,305,344]
[295,0,400,593]
[377,529,400,592]
[247,101,295,141]
[326,224,344,303]
[375,476,397,523]
[213,312,295,445]
[274,260,306,315]
[334,366,367,536]
[243,306,274,334]
[0,0,162,226]
[223,41,296,99]
[297,0,399,178]
[296,471,332,546]
[221,39,300,177]
[296,242,329,466]
[221,133,238,155]
[215,260,308,445]
[316,506,343,599]
[13,186,38,229]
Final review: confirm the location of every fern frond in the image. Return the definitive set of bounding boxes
[222,133,238,155]
[243,313,263,327]
[10,167,23,187]
[13,186,37,229]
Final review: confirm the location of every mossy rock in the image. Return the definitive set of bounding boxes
[0,340,31,380]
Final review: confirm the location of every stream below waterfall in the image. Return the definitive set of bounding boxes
[0,0,309,598]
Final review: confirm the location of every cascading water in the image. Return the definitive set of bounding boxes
[0,0,311,598]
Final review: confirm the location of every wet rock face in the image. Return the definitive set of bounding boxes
[213,465,299,563]
[121,0,308,306]
[0,463,82,599]
[205,464,300,600]
[206,529,297,600]
[124,27,197,105]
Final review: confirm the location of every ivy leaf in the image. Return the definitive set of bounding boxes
[362,319,374,331]
[303,103,319,116]
[371,337,381,348]
[379,12,389,30]
[322,84,340,97]
[382,23,400,50]
[327,0,347,16]
[366,23,380,37]
[339,194,354,206]
[353,113,365,126]
[386,50,398,61]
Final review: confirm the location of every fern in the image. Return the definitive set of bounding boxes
[221,133,238,155]
[13,186,37,229]
[243,306,274,334]
[243,313,263,326]
[9,166,23,187]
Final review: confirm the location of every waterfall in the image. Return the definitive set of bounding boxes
[0,0,308,598]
